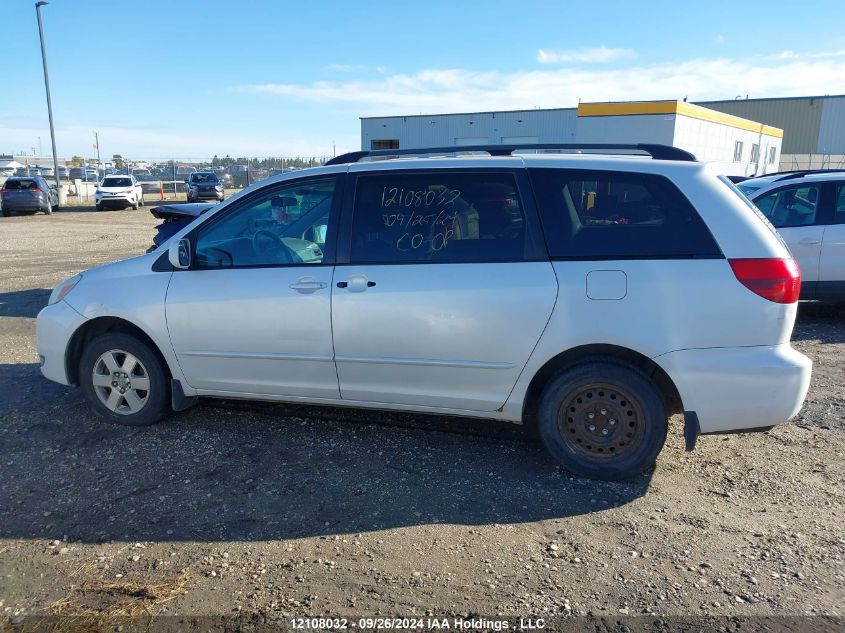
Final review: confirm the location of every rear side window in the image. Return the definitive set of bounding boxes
[350,172,534,263]
[753,184,821,228]
[529,169,721,259]
[834,184,845,224]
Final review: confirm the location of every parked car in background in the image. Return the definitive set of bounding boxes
[57,166,70,180]
[39,166,55,178]
[738,170,845,301]
[210,168,234,188]
[186,172,225,202]
[1,176,59,215]
[36,143,811,480]
[95,175,144,210]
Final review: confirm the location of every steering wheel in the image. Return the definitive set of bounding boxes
[252,229,296,263]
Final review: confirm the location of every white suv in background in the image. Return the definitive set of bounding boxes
[95,174,145,211]
[738,171,845,301]
[36,144,811,480]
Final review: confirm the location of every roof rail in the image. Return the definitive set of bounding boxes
[773,168,845,182]
[325,143,696,166]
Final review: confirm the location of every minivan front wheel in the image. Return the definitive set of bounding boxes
[79,332,170,426]
[537,361,668,480]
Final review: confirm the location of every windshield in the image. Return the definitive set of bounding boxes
[102,177,132,187]
[191,173,219,184]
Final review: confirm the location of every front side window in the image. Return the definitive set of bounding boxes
[193,178,334,268]
[753,184,821,228]
[350,172,530,263]
[529,169,721,259]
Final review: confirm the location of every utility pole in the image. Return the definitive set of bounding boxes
[35,1,60,191]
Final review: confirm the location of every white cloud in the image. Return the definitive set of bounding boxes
[239,50,845,116]
[537,46,636,64]
[714,34,726,45]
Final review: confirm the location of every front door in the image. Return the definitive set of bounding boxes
[331,168,557,411]
[754,182,825,287]
[166,175,342,398]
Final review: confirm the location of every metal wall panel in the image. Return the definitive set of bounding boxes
[361,108,577,150]
[817,98,845,153]
[699,97,826,154]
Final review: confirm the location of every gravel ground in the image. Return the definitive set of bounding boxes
[0,208,843,629]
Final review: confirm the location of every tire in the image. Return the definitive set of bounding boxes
[1,207,9,217]
[44,201,53,215]
[537,360,668,481]
[95,203,103,211]
[78,332,171,426]
[131,199,139,210]
[138,195,144,207]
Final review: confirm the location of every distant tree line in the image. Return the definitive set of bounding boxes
[209,155,330,169]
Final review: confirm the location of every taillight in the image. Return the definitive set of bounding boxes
[729,258,801,304]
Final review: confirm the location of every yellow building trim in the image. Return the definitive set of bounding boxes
[577,100,784,138]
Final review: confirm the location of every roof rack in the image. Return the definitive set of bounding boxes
[773,168,845,182]
[325,143,696,166]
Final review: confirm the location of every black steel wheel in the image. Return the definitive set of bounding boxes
[537,360,668,480]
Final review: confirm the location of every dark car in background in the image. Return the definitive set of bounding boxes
[186,172,225,202]
[1,176,59,216]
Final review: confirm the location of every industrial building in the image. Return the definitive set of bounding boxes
[700,95,845,170]
[361,94,845,175]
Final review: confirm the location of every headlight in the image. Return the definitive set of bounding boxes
[48,274,82,305]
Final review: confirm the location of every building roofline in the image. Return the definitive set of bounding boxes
[699,94,845,105]
[361,94,845,121]
[360,106,577,120]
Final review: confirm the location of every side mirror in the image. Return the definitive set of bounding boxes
[169,237,192,269]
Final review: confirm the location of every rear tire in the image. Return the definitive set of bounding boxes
[44,201,53,215]
[78,332,171,427]
[537,360,668,481]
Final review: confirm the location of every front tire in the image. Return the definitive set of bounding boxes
[79,332,170,426]
[537,360,668,480]
[95,203,103,211]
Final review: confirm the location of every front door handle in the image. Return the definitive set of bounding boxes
[336,274,375,293]
[289,277,327,293]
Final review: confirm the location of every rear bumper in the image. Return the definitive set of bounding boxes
[655,344,811,434]
[2,198,47,211]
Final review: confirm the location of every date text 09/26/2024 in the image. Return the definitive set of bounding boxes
[290,616,547,630]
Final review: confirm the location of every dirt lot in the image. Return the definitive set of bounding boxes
[0,208,843,629]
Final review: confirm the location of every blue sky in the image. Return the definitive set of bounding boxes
[2,0,845,160]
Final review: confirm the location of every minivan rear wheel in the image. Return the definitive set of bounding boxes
[79,332,170,426]
[537,360,667,480]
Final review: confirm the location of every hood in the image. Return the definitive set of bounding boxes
[150,203,214,220]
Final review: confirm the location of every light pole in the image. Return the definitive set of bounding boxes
[35,1,60,191]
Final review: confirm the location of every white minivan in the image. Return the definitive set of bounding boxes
[37,144,812,480]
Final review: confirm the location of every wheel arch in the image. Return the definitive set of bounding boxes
[521,343,682,430]
[65,316,172,386]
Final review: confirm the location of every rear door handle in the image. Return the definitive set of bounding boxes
[289,278,327,293]
[798,238,821,245]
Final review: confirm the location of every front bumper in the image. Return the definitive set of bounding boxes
[187,189,224,200]
[96,196,132,207]
[655,343,811,434]
[36,300,87,386]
